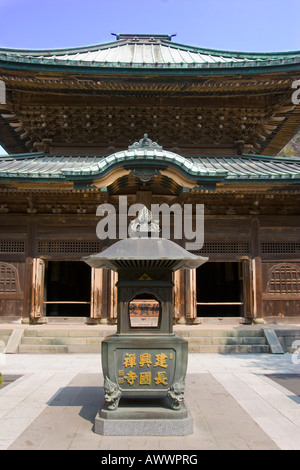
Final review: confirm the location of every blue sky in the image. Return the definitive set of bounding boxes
[0,0,300,155]
[1,0,299,51]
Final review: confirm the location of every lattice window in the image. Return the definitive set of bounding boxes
[188,242,250,254]
[262,243,300,254]
[0,241,25,253]
[38,241,101,254]
[268,263,300,294]
[0,262,20,293]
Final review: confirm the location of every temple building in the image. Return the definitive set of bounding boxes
[0,33,299,325]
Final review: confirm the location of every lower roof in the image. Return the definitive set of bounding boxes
[0,148,300,186]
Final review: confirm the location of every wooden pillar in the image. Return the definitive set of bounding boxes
[30,258,45,322]
[91,267,117,324]
[173,269,186,324]
[90,267,103,323]
[174,269,197,324]
[250,218,263,319]
[109,270,118,324]
[185,268,197,322]
[96,268,108,323]
[173,270,181,322]
[241,258,253,319]
[23,257,33,322]
[23,221,37,322]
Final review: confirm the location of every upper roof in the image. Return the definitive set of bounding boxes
[0,34,299,72]
[0,35,299,157]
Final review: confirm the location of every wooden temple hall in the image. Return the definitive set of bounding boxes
[0,33,300,325]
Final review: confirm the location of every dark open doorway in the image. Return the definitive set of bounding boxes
[45,261,91,317]
[196,262,243,317]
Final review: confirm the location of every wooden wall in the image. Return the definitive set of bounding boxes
[0,210,299,321]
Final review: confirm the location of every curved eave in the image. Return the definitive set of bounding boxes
[61,151,228,185]
[0,55,300,75]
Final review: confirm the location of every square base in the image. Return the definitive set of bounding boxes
[94,398,193,436]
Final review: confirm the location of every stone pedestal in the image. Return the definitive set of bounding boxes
[95,397,193,436]
[94,333,193,435]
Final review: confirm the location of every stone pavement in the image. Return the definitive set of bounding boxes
[1,352,300,450]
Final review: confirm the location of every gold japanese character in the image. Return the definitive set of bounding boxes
[139,372,151,385]
[139,353,152,368]
[124,371,138,386]
[154,372,168,386]
[123,353,136,368]
[154,353,168,369]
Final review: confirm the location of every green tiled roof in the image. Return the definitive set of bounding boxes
[0,35,299,72]
[1,148,300,184]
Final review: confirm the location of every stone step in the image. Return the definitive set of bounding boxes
[183,331,270,353]
[46,316,88,324]
[18,343,101,354]
[18,328,108,353]
[14,326,272,354]
[23,329,113,337]
[18,341,269,354]
[21,336,103,346]
[184,336,267,346]
[176,328,265,337]
[18,344,69,354]
[188,344,270,354]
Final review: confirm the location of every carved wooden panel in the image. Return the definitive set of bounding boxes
[267,263,300,294]
[0,261,24,317]
[0,262,21,293]
[262,262,300,317]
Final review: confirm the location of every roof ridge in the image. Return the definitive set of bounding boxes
[0,39,126,56]
[165,40,300,58]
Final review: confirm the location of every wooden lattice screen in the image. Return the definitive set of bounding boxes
[38,241,101,254]
[268,263,300,294]
[188,242,250,254]
[0,262,21,293]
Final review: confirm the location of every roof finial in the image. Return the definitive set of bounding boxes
[128,134,162,150]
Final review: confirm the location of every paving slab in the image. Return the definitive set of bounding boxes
[5,371,277,450]
[0,352,300,450]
